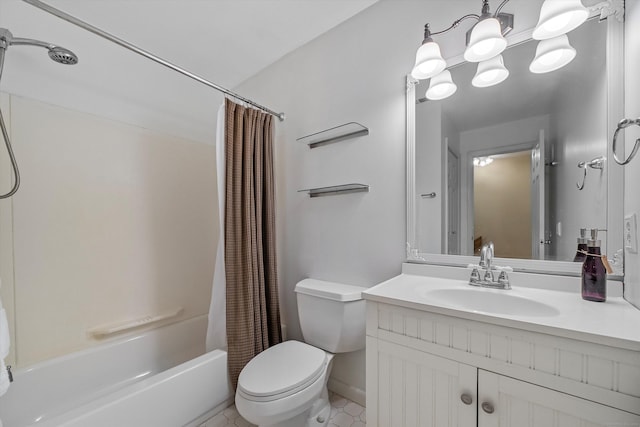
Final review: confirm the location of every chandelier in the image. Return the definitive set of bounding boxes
[411,0,590,100]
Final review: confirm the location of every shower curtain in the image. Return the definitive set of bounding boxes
[206,104,228,352]
[207,98,282,389]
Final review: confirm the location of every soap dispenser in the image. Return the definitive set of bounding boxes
[581,229,606,302]
[573,228,588,262]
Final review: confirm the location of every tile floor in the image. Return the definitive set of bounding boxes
[199,392,365,427]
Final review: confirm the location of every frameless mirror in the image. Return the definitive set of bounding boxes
[407,16,624,273]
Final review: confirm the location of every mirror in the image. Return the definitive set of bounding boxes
[407,16,624,271]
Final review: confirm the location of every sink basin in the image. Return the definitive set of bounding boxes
[420,287,560,317]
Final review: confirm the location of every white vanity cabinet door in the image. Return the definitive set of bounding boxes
[371,339,477,427]
[478,370,640,427]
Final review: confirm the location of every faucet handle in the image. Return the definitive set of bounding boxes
[497,270,511,289]
[483,269,493,282]
[470,268,481,283]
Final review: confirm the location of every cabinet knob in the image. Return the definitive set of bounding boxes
[460,394,473,405]
[481,402,495,414]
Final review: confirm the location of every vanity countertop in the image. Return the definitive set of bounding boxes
[363,273,640,351]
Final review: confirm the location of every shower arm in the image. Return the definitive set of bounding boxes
[9,37,56,50]
[0,29,57,51]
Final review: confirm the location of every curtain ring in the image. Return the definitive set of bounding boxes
[576,162,587,190]
[612,118,640,166]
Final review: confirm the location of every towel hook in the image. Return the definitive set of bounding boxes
[576,164,587,190]
[576,156,605,190]
[612,118,640,166]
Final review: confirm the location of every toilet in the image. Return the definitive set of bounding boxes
[235,279,367,427]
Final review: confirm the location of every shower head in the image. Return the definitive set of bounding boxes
[48,46,78,65]
[0,28,78,65]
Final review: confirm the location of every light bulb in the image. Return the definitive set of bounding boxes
[530,34,576,73]
[472,55,509,88]
[426,70,457,101]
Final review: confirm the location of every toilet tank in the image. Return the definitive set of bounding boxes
[294,279,367,353]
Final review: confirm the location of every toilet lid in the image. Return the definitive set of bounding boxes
[238,341,327,399]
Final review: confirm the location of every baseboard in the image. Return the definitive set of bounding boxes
[327,377,366,407]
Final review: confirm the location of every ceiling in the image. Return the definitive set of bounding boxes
[0,0,379,142]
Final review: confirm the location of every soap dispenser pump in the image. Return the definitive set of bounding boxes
[581,229,606,302]
[573,228,588,262]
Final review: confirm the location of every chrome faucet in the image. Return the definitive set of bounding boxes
[479,241,494,280]
[468,242,512,290]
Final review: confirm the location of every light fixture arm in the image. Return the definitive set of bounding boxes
[426,0,513,38]
[494,0,512,17]
[428,14,481,37]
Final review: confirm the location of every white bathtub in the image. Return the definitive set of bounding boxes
[0,315,232,427]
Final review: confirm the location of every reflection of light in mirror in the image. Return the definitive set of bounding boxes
[472,55,509,87]
[530,34,576,73]
[473,156,494,167]
[426,69,457,100]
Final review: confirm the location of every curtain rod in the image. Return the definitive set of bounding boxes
[22,0,286,122]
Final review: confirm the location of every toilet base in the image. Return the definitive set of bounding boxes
[259,388,330,427]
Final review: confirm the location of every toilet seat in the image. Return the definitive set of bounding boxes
[237,341,327,402]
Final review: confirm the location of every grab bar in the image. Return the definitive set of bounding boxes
[87,307,183,338]
[612,118,640,165]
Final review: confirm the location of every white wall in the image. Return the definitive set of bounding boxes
[0,94,218,366]
[624,0,640,308]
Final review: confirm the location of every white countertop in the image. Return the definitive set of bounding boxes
[363,273,640,352]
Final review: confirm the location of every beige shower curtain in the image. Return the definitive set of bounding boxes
[224,98,282,390]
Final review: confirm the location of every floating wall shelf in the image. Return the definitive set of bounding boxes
[298,183,369,198]
[297,122,369,149]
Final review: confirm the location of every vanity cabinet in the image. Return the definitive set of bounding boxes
[478,370,639,427]
[366,301,640,427]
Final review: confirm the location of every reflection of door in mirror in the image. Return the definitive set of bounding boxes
[472,147,538,260]
[446,147,460,255]
[531,130,546,260]
[474,151,531,258]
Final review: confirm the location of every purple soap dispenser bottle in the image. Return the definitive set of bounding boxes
[581,229,606,302]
